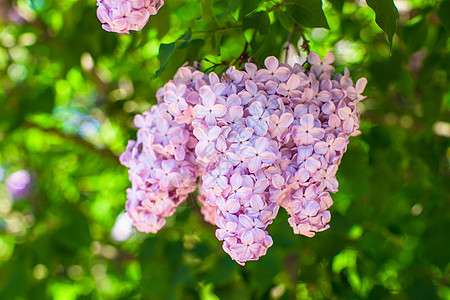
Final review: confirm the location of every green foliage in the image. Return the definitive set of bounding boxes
[0,0,449,299]
[437,0,450,31]
[288,0,330,29]
[366,0,399,48]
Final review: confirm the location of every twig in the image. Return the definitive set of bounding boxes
[299,27,310,54]
[202,58,228,73]
[232,42,250,68]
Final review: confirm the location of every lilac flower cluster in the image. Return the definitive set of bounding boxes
[97,0,164,34]
[120,52,367,265]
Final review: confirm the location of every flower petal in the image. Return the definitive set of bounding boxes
[322,52,335,64]
[193,127,208,141]
[331,137,347,151]
[279,113,294,127]
[254,137,268,153]
[356,77,367,93]
[248,157,262,173]
[264,56,279,72]
[314,141,329,154]
[308,52,321,65]
[212,104,227,117]
[300,114,315,130]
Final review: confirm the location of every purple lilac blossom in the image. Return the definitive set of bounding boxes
[97,0,164,34]
[120,53,367,265]
[5,170,31,199]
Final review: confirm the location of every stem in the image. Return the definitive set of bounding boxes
[284,25,297,64]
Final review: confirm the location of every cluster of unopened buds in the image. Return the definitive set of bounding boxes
[120,52,367,265]
[97,0,164,33]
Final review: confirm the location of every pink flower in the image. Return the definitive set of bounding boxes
[97,0,164,34]
[255,56,291,82]
[267,113,294,139]
[153,159,183,191]
[222,106,245,128]
[314,164,339,192]
[164,83,188,116]
[292,114,325,145]
[227,127,254,149]
[120,52,368,265]
[238,214,266,242]
[217,197,240,214]
[246,101,269,136]
[269,174,291,203]
[193,126,221,157]
[287,169,310,191]
[193,86,227,126]
[245,194,267,216]
[169,131,189,161]
[228,173,252,200]
[241,137,277,173]
[277,74,304,98]
[321,100,336,115]
[216,214,239,240]
[308,52,335,76]
[346,78,368,102]
[202,163,231,189]
[238,80,267,105]
[314,134,347,162]
[338,107,356,133]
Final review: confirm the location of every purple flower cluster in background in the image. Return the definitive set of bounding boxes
[5,170,32,199]
[97,0,164,33]
[120,52,367,265]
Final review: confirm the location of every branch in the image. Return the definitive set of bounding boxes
[192,24,242,35]
[23,121,120,164]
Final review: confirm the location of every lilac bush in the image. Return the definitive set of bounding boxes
[120,53,367,265]
[97,0,164,33]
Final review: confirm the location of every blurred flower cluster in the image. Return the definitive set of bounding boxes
[96,0,164,33]
[120,52,367,265]
[5,170,32,200]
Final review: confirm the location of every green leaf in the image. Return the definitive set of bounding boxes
[240,0,261,17]
[243,11,270,35]
[367,0,399,48]
[437,0,450,31]
[156,30,192,76]
[288,0,330,29]
[156,42,175,76]
[201,0,215,19]
[329,0,345,12]
[201,0,222,26]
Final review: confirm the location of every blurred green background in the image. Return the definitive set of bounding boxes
[0,0,449,299]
